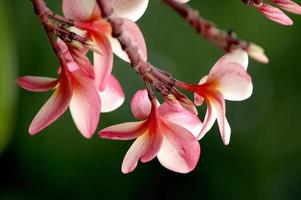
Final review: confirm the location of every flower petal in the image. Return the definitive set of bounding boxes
[210,93,231,145]
[16,76,58,92]
[69,72,101,139]
[112,0,149,22]
[159,100,202,137]
[139,125,163,163]
[197,99,216,140]
[258,3,293,26]
[157,121,200,173]
[272,0,301,15]
[214,49,249,70]
[209,63,253,101]
[98,75,125,113]
[69,47,95,79]
[62,0,100,22]
[29,75,72,135]
[121,134,149,174]
[100,121,146,140]
[109,19,147,62]
[131,89,151,120]
[93,33,113,91]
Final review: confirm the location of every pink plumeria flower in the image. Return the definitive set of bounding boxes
[17,58,101,139]
[178,49,253,145]
[272,0,301,15]
[62,0,148,112]
[100,89,202,174]
[257,3,293,25]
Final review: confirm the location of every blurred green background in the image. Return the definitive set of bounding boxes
[1,0,301,199]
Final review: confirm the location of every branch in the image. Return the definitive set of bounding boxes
[161,0,268,63]
[30,0,87,66]
[95,0,196,112]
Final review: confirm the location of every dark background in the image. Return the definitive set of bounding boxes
[1,0,301,199]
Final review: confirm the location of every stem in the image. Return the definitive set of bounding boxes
[161,0,250,52]
[95,0,177,95]
[31,0,67,67]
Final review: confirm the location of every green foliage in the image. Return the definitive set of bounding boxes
[0,3,16,154]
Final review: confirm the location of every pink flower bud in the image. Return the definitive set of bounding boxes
[272,0,301,15]
[258,3,293,25]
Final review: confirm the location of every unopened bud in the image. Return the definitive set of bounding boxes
[247,43,269,64]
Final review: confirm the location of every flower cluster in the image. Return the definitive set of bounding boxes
[242,0,301,25]
[19,0,298,174]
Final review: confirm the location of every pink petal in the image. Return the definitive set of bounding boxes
[272,0,301,15]
[209,63,253,101]
[258,3,293,25]
[69,72,101,139]
[62,0,100,22]
[111,0,149,22]
[131,89,151,120]
[93,33,113,91]
[100,121,146,140]
[98,75,125,113]
[69,46,95,79]
[109,19,147,62]
[159,100,202,137]
[214,49,249,70]
[157,121,200,173]
[29,75,72,135]
[210,93,231,145]
[197,99,216,140]
[17,76,58,92]
[139,125,163,163]
[121,135,149,174]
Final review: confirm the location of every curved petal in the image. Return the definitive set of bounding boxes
[159,100,202,137]
[157,121,200,173]
[210,93,231,145]
[131,89,151,120]
[109,19,147,62]
[258,4,293,26]
[139,125,163,163]
[112,0,149,22]
[100,121,146,140]
[69,47,95,79]
[29,75,72,135]
[121,134,149,174]
[213,49,249,70]
[93,33,113,91]
[17,76,58,92]
[69,72,101,138]
[62,0,100,22]
[98,75,125,113]
[272,0,301,15]
[197,99,216,140]
[209,63,253,101]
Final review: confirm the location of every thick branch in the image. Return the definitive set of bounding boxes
[95,0,176,92]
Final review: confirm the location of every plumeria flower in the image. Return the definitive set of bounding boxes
[177,49,253,145]
[62,0,148,112]
[17,43,101,138]
[99,89,202,174]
